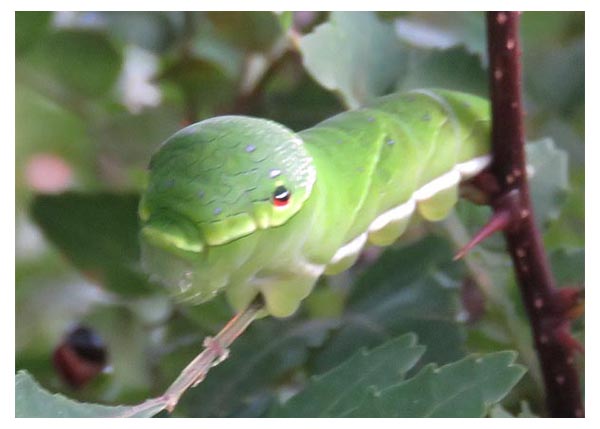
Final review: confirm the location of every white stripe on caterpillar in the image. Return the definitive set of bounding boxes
[331,154,492,264]
[329,232,368,265]
[414,170,461,201]
[368,199,416,233]
[456,155,492,179]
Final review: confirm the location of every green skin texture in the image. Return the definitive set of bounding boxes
[139,89,491,318]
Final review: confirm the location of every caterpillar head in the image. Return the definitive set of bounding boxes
[139,116,316,313]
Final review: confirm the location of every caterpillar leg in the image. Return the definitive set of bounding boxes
[324,233,367,275]
[416,183,459,221]
[367,200,416,246]
[226,266,322,318]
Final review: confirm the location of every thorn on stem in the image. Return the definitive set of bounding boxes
[454,209,511,260]
[551,287,585,320]
[554,325,584,354]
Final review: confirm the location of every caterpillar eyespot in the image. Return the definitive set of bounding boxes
[273,185,291,207]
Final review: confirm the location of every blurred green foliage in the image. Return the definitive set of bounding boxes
[15,11,583,417]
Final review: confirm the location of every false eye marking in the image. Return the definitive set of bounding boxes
[273,185,291,207]
[269,169,282,178]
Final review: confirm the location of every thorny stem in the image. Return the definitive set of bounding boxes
[442,212,543,392]
[486,12,583,417]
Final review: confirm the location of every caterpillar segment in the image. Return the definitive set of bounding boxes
[302,89,491,275]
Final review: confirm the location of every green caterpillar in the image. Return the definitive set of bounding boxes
[139,89,490,317]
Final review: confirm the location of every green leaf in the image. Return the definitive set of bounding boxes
[522,12,584,121]
[275,11,294,32]
[394,12,486,58]
[520,12,584,53]
[15,371,166,417]
[158,57,235,116]
[536,117,584,170]
[351,351,526,417]
[270,334,425,417]
[30,193,155,296]
[26,30,122,97]
[260,69,345,131]
[544,169,584,248]
[490,401,540,418]
[299,11,409,108]
[91,103,182,185]
[15,11,52,56]
[489,404,515,418]
[516,401,540,418]
[101,11,182,54]
[549,247,585,286]
[397,45,488,96]
[206,12,283,51]
[191,33,244,79]
[527,139,569,229]
[313,235,466,373]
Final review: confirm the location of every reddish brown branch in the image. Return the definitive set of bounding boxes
[486,12,583,417]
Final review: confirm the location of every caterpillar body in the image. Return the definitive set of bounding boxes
[139,89,491,317]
